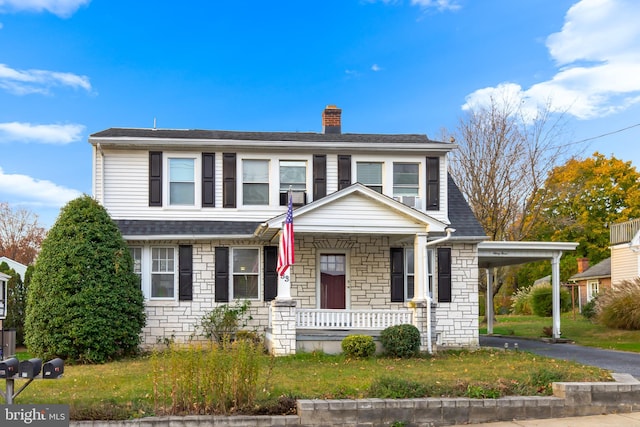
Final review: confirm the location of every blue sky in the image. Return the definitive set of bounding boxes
[1,0,639,228]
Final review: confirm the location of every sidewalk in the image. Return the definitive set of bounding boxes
[454,411,640,426]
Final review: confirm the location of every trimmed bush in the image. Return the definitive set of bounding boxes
[596,278,640,330]
[341,334,376,358]
[379,324,421,358]
[24,196,146,363]
[581,297,598,320]
[530,283,571,317]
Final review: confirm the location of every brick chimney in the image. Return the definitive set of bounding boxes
[577,257,589,273]
[322,105,342,134]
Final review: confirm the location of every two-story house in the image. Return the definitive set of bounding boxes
[610,218,640,285]
[89,105,488,355]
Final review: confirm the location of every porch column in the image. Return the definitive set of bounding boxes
[277,271,292,300]
[551,252,562,340]
[486,268,494,334]
[269,299,297,356]
[411,233,431,352]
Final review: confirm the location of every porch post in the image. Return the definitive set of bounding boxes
[277,271,292,300]
[269,299,297,356]
[551,252,562,340]
[411,233,431,352]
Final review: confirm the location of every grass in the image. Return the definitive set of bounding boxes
[480,313,640,352]
[10,346,610,420]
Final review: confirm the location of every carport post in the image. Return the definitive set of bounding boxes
[552,252,562,339]
[486,269,494,334]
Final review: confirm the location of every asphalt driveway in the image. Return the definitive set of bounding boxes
[480,335,640,379]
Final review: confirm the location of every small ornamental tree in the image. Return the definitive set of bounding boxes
[24,196,145,363]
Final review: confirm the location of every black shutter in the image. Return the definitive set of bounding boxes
[202,152,215,207]
[437,247,452,303]
[390,248,405,302]
[264,246,278,301]
[149,151,162,206]
[215,247,229,302]
[178,245,193,301]
[313,154,327,200]
[426,157,440,210]
[222,153,236,208]
[338,155,351,190]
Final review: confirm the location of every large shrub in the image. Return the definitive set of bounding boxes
[24,196,145,363]
[530,283,571,317]
[596,278,640,330]
[510,286,533,315]
[379,324,421,358]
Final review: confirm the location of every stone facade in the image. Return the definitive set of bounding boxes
[139,237,479,353]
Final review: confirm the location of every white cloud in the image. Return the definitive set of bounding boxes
[410,0,461,11]
[371,64,382,72]
[0,122,85,144]
[0,0,90,18]
[0,63,92,95]
[0,167,82,207]
[462,0,640,120]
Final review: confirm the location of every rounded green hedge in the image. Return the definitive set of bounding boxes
[341,334,376,358]
[379,324,421,358]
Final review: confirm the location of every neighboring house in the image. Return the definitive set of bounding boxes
[0,257,27,281]
[569,257,611,309]
[610,218,640,286]
[89,105,489,355]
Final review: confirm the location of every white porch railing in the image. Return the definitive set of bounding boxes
[296,309,413,330]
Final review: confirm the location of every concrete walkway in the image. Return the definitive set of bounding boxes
[453,411,640,426]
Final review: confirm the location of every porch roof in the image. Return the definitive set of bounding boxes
[256,183,450,241]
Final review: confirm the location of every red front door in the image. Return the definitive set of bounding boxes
[320,254,346,309]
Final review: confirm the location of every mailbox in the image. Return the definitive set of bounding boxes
[0,357,19,378]
[43,358,64,379]
[19,358,43,378]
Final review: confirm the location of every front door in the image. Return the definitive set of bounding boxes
[320,254,346,309]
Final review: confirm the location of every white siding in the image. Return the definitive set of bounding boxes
[103,150,149,215]
[326,154,339,195]
[611,245,640,285]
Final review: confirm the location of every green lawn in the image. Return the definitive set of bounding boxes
[9,346,610,420]
[480,313,640,352]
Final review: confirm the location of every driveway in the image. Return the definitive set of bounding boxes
[480,335,640,379]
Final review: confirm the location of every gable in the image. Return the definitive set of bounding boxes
[262,183,447,237]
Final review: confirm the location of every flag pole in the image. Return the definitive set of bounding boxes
[276,187,294,300]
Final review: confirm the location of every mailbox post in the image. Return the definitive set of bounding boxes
[0,357,64,404]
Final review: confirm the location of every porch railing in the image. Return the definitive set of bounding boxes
[296,309,413,330]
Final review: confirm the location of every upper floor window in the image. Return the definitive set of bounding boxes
[394,163,420,208]
[169,158,195,205]
[243,159,269,205]
[232,248,260,299]
[280,160,307,205]
[357,162,383,193]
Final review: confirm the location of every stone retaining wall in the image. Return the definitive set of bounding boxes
[70,377,640,427]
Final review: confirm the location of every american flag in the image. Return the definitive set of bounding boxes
[277,191,295,277]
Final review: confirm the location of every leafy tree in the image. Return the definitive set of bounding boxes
[0,262,30,345]
[24,196,145,363]
[518,153,640,283]
[0,202,46,265]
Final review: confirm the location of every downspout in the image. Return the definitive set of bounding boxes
[96,142,105,204]
[424,227,455,354]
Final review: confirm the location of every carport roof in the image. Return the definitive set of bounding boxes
[478,241,579,268]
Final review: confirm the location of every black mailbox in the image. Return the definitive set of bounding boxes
[43,358,64,379]
[0,357,19,378]
[19,358,43,378]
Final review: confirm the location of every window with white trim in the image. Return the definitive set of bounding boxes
[232,248,260,299]
[405,248,415,300]
[243,159,270,205]
[587,280,599,302]
[168,158,195,205]
[393,163,419,207]
[130,246,178,300]
[356,162,383,193]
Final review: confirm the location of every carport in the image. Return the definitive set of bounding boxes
[477,241,579,340]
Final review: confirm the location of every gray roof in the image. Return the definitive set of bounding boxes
[115,220,261,237]
[446,174,488,239]
[90,127,447,145]
[570,257,611,280]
